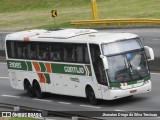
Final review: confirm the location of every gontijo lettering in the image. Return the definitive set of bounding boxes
[64,66,84,74]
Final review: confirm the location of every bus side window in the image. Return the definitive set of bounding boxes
[76,46,83,63]
[28,43,37,59]
[50,43,63,61]
[16,42,28,59]
[22,43,28,59]
[64,44,75,62]
[90,44,107,86]
[75,45,89,63]
[7,41,16,58]
[38,43,49,60]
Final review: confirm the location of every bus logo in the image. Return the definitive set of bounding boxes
[64,66,84,74]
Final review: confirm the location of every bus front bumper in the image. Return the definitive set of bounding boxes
[107,80,151,100]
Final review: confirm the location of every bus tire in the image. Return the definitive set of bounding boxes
[86,86,98,105]
[33,81,43,99]
[25,80,35,97]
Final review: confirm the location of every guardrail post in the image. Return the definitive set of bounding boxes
[72,116,79,120]
[14,106,20,111]
[90,0,98,20]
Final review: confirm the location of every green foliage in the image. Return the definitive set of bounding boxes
[0,0,160,30]
[0,0,89,13]
[8,117,37,120]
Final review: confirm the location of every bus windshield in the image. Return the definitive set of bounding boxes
[102,38,150,83]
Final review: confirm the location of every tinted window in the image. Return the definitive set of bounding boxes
[28,43,37,59]
[50,43,89,63]
[90,44,107,85]
[50,43,63,61]
[38,43,49,60]
[6,41,90,64]
[64,44,75,62]
[76,45,89,63]
[16,42,28,59]
[7,41,16,58]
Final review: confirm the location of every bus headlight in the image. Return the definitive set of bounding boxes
[144,80,149,84]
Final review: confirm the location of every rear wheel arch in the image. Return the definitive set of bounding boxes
[32,79,39,86]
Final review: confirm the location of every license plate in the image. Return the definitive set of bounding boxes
[130,90,137,93]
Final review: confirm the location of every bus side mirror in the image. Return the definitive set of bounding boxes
[100,55,109,70]
[144,46,154,61]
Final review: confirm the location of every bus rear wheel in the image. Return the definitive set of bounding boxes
[33,81,44,99]
[25,81,35,97]
[86,86,98,105]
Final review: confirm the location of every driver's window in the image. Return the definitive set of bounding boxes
[90,44,107,85]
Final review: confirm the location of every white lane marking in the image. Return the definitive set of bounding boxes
[34,117,44,120]
[0,77,9,79]
[0,62,7,65]
[151,73,160,75]
[80,105,101,109]
[58,102,71,105]
[114,109,124,111]
[152,39,160,41]
[1,94,21,98]
[33,98,52,103]
[45,118,56,120]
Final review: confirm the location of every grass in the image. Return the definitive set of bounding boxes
[0,0,160,30]
[0,118,37,120]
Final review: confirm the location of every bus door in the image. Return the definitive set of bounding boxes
[90,44,108,99]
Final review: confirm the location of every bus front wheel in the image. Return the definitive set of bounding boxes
[86,86,98,105]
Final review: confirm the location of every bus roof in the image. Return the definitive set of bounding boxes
[5,29,139,44]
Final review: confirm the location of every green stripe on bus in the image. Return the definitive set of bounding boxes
[51,63,92,76]
[144,75,150,81]
[110,76,150,87]
[7,60,92,76]
[26,61,32,71]
[39,62,46,72]
[44,74,51,84]
[110,83,121,87]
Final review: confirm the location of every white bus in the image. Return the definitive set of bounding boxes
[5,29,154,104]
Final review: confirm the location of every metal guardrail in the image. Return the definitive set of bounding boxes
[70,18,160,26]
[0,103,100,120]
